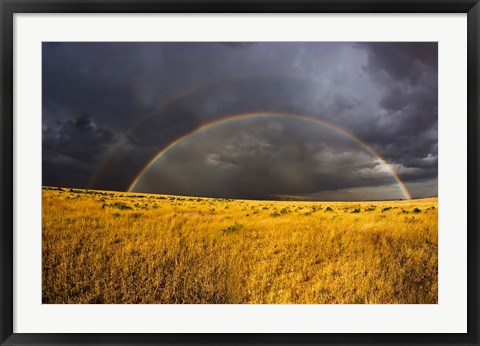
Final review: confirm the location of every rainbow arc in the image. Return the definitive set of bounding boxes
[128,112,411,200]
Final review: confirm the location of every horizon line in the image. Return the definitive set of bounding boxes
[42,185,438,203]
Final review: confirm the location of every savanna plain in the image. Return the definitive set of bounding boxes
[42,187,438,304]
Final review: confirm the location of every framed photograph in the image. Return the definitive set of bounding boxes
[1,1,479,345]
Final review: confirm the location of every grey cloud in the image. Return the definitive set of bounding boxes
[43,116,114,163]
[358,42,437,85]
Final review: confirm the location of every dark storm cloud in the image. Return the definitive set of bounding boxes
[43,42,437,200]
[43,116,113,162]
[42,115,115,187]
[350,43,437,183]
[359,42,437,84]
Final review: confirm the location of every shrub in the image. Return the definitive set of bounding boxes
[111,202,132,210]
[222,223,243,234]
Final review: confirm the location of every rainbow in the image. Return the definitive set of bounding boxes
[128,112,411,200]
[88,73,304,188]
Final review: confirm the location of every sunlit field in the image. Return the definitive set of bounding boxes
[42,187,438,304]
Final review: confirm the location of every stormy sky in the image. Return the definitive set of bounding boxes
[42,42,438,201]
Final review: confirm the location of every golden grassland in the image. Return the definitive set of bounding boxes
[42,187,438,304]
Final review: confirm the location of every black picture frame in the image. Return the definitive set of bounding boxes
[1,1,479,345]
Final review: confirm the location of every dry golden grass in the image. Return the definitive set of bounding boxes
[42,187,437,304]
